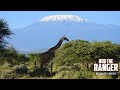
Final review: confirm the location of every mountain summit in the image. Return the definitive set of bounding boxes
[39,15,93,23]
[9,15,120,52]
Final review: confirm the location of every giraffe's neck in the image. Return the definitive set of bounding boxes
[49,38,63,52]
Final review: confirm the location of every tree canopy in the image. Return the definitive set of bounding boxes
[0,19,13,49]
[53,40,120,67]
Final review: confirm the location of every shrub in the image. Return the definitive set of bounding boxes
[52,70,94,79]
[29,67,50,77]
[0,70,18,79]
[13,63,28,75]
[53,40,120,69]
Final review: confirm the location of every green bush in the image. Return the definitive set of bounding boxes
[52,70,94,79]
[57,66,72,72]
[13,63,28,75]
[0,70,18,79]
[29,67,50,77]
[1,39,120,79]
[53,40,120,69]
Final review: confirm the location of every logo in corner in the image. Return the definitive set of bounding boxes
[94,59,118,75]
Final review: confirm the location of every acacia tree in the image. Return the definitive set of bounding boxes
[0,19,13,63]
[0,19,13,50]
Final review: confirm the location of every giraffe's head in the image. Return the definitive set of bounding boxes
[62,35,69,41]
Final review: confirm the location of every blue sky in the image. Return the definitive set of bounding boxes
[0,11,120,30]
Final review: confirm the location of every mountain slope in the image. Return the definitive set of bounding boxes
[8,15,120,52]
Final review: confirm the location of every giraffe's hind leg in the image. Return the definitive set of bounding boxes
[34,62,37,68]
[49,62,53,77]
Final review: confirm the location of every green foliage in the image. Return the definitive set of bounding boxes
[28,53,39,61]
[1,62,12,68]
[0,19,13,49]
[90,41,120,62]
[57,66,72,72]
[53,40,120,68]
[2,46,18,64]
[28,53,40,65]
[13,63,29,75]
[0,45,28,66]
[0,39,120,79]
[52,70,94,79]
[0,65,18,79]
[29,67,50,77]
[0,71,18,79]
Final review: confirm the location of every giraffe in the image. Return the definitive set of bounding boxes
[39,35,69,74]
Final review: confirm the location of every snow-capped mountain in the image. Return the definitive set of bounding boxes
[39,15,92,23]
[8,15,120,53]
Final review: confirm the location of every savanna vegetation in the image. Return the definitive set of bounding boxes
[0,19,120,79]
